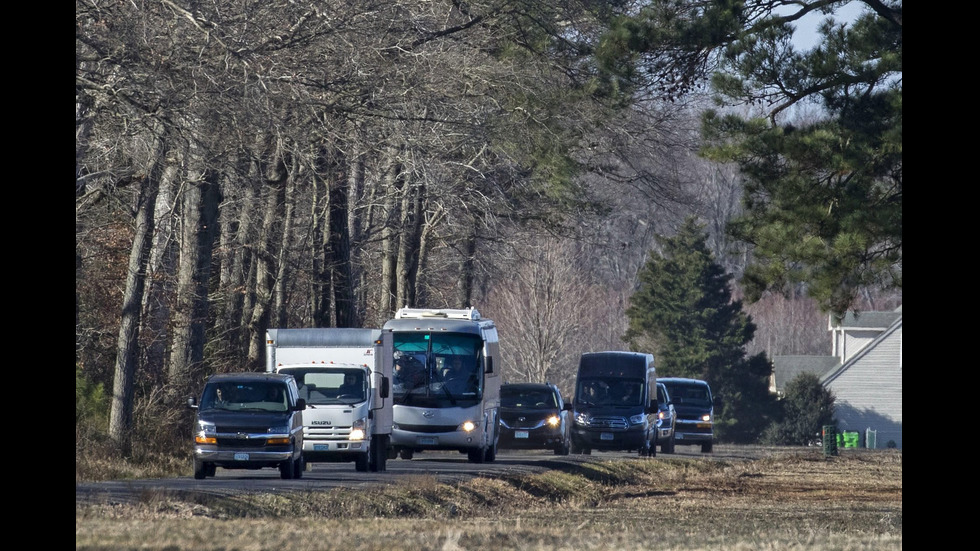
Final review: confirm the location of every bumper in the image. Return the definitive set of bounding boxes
[674,421,713,444]
[302,439,368,461]
[499,427,565,450]
[571,426,650,451]
[392,427,483,451]
[194,447,294,466]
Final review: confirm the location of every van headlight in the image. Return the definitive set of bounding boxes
[197,420,215,433]
[268,425,289,435]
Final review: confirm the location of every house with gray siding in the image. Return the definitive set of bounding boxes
[772,305,902,448]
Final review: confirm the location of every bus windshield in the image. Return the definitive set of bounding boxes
[392,332,483,407]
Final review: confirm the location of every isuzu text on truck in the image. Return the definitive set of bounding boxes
[265,328,393,472]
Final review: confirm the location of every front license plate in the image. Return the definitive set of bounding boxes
[675,434,684,440]
[515,431,529,439]
[314,444,329,451]
[600,432,614,441]
[418,436,438,446]
[234,452,249,461]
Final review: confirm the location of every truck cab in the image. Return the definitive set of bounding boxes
[659,377,714,453]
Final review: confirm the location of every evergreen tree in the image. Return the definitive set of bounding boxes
[595,1,902,318]
[625,216,775,443]
[762,372,836,446]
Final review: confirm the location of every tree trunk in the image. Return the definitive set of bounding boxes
[378,150,402,315]
[108,125,166,451]
[396,177,422,308]
[246,155,288,368]
[140,163,179,387]
[167,134,221,399]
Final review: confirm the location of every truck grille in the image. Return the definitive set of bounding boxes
[305,425,352,440]
[586,416,628,430]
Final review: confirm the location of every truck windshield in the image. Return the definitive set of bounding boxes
[200,382,289,412]
[392,332,482,407]
[278,367,366,405]
[667,384,712,408]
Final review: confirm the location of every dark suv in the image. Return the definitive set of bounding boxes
[659,377,714,453]
[188,372,307,479]
[498,383,571,455]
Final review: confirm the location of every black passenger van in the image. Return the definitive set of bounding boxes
[570,351,657,456]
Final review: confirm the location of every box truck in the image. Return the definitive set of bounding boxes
[265,328,393,472]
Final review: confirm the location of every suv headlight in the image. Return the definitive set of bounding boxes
[574,412,589,425]
[701,414,712,423]
[629,414,646,425]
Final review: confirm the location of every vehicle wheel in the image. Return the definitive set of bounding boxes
[662,436,675,454]
[702,442,713,453]
[369,436,388,472]
[485,441,497,463]
[354,454,369,472]
[399,448,414,460]
[468,446,486,463]
[279,460,295,479]
[570,441,581,455]
[554,441,570,455]
[193,459,209,480]
[292,456,304,479]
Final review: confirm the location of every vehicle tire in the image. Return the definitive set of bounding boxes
[555,441,570,455]
[354,454,369,472]
[468,446,486,463]
[293,456,304,479]
[206,462,216,477]
[279,460,295,479]
[485,441,497,463]
[399,448,414,460]
[193,459,209,480]
[701,442,713,453]
[662,436,675,454]
[369,436,388,472]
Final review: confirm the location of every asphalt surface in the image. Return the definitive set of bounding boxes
[75,444,790,507]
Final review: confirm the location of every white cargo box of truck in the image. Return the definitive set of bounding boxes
[265,328,393,472]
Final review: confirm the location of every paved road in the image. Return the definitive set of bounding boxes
[75,445,790,506]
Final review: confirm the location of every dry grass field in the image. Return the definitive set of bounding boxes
[76,448,901,550]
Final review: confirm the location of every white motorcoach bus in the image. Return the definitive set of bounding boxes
[383,307,501,463]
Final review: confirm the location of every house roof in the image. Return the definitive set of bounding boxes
[831,306,902,330]
[771,355,841,393]
[821,316,903,385]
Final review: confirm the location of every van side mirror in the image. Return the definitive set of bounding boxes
[187,397,198,409]
[294,398,307,411]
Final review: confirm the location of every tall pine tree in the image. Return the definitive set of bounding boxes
[624,216,775,443]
